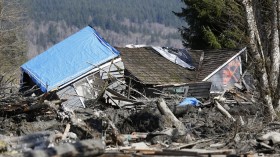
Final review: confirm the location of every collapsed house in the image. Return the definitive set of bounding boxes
[20,25,247,109]
[117,46,247,98]
[20,26,124,109]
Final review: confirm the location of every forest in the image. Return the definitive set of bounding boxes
[24,0,183,29]
[23,0,185,57]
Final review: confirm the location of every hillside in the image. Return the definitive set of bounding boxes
[23,0,185,58]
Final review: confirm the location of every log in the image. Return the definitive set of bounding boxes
[176,139,212,150]
[214,100,236,122]
[156,98,186,135]
[180,148,235,155]
[90,110,124,146]
[24,139,104,157]
[1,131,54,151]
[104,116,125,146]
[258,132,280,144]
[62,123,71,140]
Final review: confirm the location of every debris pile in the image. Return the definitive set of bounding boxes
[0,74,279,157]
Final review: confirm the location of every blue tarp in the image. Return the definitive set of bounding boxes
[21,26,120,92]
[178,97,201,107]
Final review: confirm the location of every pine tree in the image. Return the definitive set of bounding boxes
[175,0,246,49]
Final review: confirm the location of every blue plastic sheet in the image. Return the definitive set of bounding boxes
[178,97,201,107]
[21,26,120,92]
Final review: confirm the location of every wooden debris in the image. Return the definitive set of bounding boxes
[258,132,280,144]
[214,100,236,121]
[175,139,212,150]
[156,98,187,135]
[62,123,71,140]
[179,148,235,156]
[0,66,277,157]
[1,131,54,151]
[121,132,148,142]
[24,139,104,157]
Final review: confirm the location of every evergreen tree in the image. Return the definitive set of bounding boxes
[175,0,246,49]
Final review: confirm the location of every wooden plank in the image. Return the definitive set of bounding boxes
[111,96,137,103]
[101,73,124,80]
[187,92,211,96]
[101,61,124,72]
[183,86,189,97]
[180,148,234,155]
[188,88,211,93]
[127,77,131,99]
[24,139,104,157]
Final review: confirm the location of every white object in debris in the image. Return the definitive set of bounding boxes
[152,47,195,70]
[125,44,148,48]
[258,132,280,144]
[131,142,149,149]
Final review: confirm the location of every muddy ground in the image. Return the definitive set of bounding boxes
[0,96,269,155]
[2,79,280,157]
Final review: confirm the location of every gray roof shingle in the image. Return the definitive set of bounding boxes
[117,47,242,85]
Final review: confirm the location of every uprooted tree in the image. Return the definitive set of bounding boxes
[176,0,280,121]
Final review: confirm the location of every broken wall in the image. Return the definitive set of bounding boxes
[206,56,241,92]
[57,59,124,109]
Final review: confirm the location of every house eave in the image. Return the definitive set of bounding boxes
[202,47,247,81]
[55,57,122,91]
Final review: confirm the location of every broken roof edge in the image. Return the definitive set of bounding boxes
[202,47,247,81]
[47,55,119,92]
[153,81,212,88]
[58,57,122,90]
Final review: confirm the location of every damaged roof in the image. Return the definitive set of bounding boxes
[21,26,120,92]
[196,49,245,81]
[118,47,245,85]
[117,47,197,85]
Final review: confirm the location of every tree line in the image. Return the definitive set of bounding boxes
[23,0,183,32]
[22,0,184,52]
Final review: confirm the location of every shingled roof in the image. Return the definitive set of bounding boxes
[117,47,245,85]
[117,47,197,85]
[196,49,245,81]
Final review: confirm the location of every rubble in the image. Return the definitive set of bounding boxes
[1,72,280,157]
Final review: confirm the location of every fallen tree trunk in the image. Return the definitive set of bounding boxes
[214,100,236,122]
[24,139,104,157]
[157,98,186,135]
[1,131,54,151]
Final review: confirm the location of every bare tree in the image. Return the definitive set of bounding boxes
[241,0,280,121]
[0,0,26,74]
